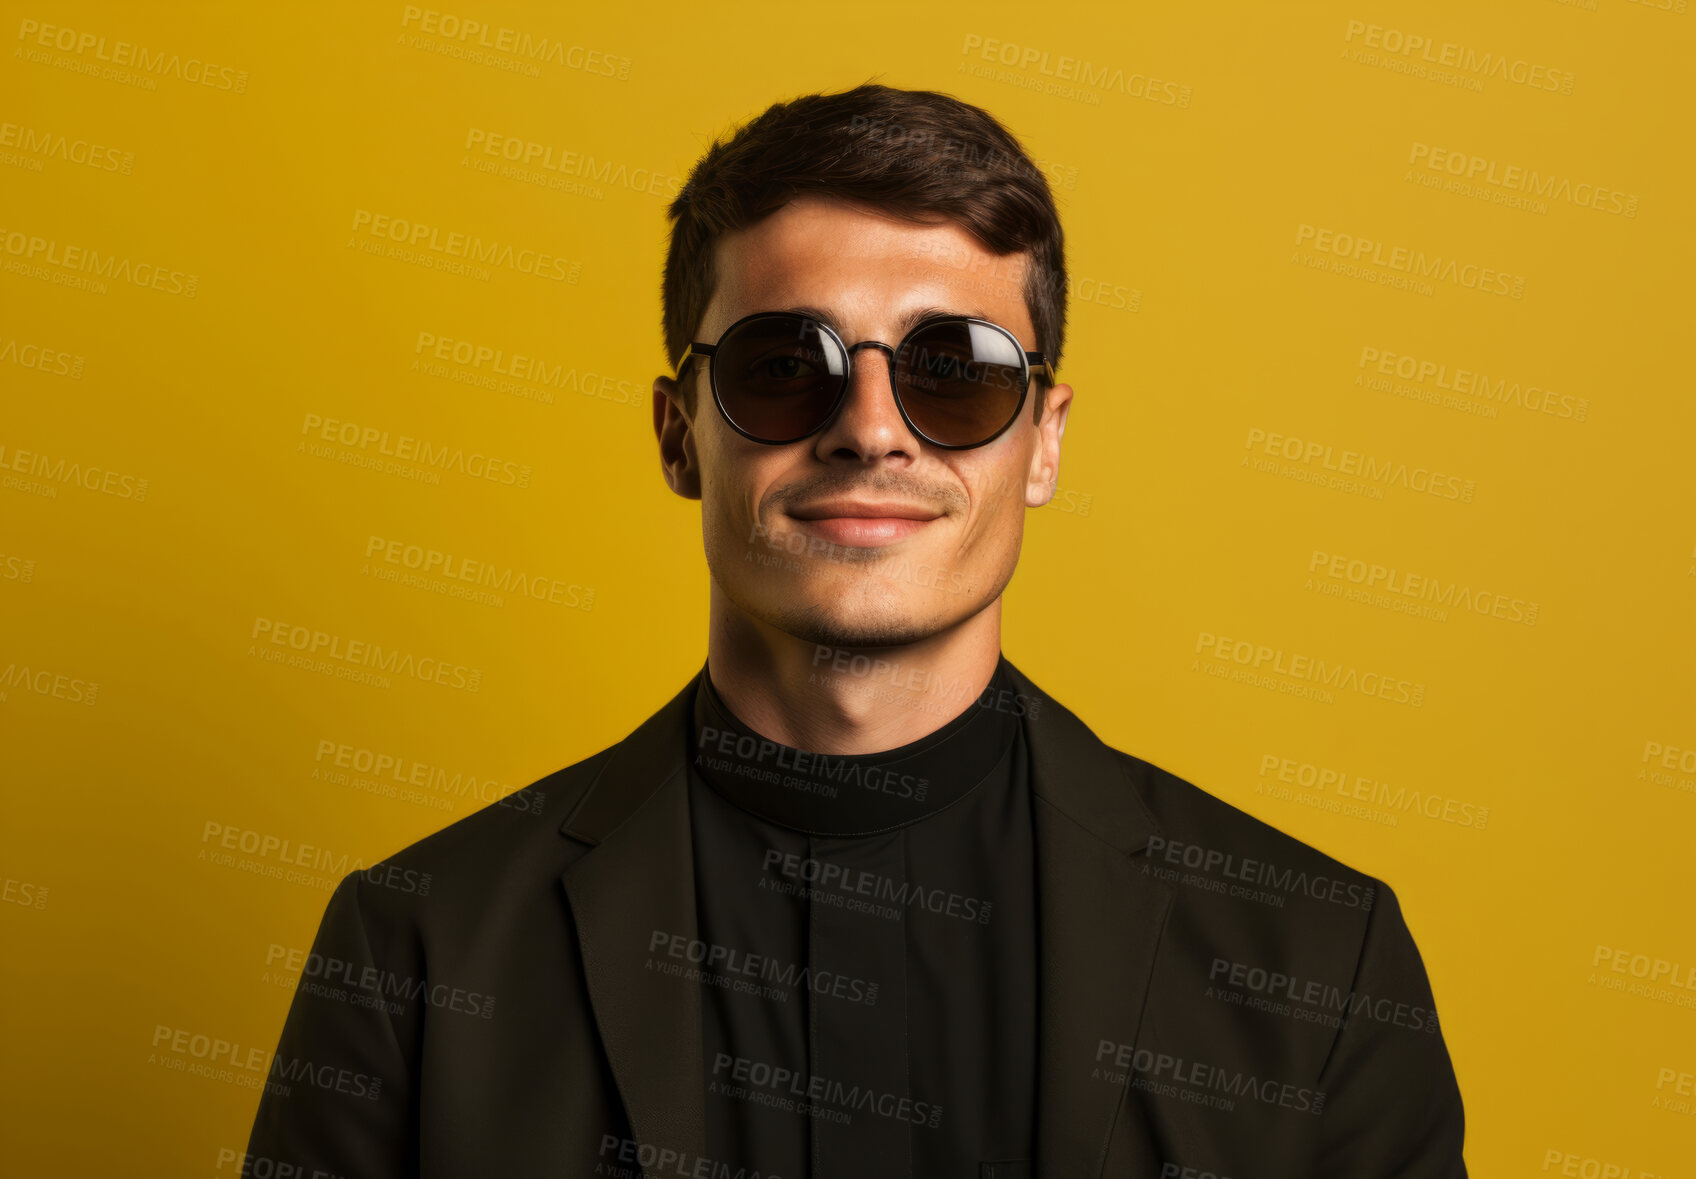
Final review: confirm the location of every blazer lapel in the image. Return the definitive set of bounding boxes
[1003,661,1175,1179]
[559,675,705,1170]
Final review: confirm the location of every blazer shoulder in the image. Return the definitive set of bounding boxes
[287,741,628,1006]
[1119,748,1381,895]
[1111,749,1392,976]
[1110,749,1457,1127]
[1114,750,1402,1004]
[354,743,618,892]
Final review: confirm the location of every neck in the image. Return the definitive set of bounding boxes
[704,580,1004,756]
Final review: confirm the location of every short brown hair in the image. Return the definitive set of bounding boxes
[661,81,1068,421]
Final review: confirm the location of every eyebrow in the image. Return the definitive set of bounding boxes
[779,304,999,340]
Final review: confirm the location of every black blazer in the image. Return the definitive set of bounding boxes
[245,660,1466,1177]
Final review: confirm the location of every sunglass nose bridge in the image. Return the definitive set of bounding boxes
[843,339,898,359]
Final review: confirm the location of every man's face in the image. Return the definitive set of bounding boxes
[653,194,1072,649]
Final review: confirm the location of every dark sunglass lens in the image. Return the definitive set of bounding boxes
[714,315,845,442]
[896,320,1027,446]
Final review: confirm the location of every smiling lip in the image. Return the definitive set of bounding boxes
[786,500,942,546]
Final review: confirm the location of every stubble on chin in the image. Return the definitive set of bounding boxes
[720,546,951,649]
[779,597,944,649]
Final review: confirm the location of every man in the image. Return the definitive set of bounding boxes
[245,83,1466,1178]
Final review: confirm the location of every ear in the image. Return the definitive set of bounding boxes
[1024,382,1074,508]
[653,374,702,500]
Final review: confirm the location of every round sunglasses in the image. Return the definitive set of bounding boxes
[675,311,1055,450]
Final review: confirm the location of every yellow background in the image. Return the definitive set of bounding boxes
[3,1,1693,1173]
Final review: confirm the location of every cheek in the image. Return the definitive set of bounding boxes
[950,465,1028,556]
[699,452,775,549]
[701,484,752,553]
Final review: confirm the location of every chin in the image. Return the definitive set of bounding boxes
[710,562,931,648]
[778,605,944,650]
[771,573,971,647]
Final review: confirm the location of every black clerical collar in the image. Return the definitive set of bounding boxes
[689,654,1020,837]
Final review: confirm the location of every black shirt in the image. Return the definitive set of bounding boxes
[685,654,1037,1179]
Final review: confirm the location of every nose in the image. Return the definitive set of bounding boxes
[812,340,920,463]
